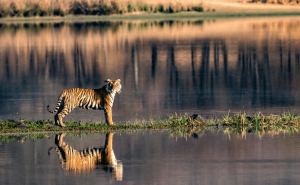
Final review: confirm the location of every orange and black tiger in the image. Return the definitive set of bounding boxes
[48,132,123,180]
[47,79,121,127]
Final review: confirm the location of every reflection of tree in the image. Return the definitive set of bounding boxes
[288,43,292,86]
[200,41,212,106]
[48,133,122,180]
[73,40,86,87]
[296,53,300,73]
[278,40,293,88]
[236,42,270,106]
[151,37,300,109]
[151,45,157,80]
[167,46,179,109]
[92,44,102,87]
[222,40,228,83]
[199,41,210,91]
[4,47,10,80]
[132,45,139,88]
[2,21,300,120]
[279,40,283,73]
[214,42,219,80]
[191,44,197,105]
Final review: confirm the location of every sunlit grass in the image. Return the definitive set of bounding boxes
[1,112,300,135]
[1,113,300,144]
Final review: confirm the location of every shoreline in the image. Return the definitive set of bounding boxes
[1,11,300,23]
[1,112,299,134]
[1,112,299,144]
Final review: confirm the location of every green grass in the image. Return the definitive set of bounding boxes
[1,112,300,135]
[1,113,299,144]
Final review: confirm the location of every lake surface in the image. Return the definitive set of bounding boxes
[1,16,300,185]
[1,17,300,123]
[1,130,300,185]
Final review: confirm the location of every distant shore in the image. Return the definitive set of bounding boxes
[1,11,300,23]
[1,0,300,23]
[0,0,204,19]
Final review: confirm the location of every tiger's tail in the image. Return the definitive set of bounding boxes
[47,92,65,113]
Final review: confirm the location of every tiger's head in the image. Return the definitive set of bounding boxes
[105,79,122,94]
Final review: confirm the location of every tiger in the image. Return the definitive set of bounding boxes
[47,79,121,127]
[48,133,123,180]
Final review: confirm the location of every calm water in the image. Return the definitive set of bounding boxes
[1,17,300,185]
[1,17,300,123]
[1,130,300,185]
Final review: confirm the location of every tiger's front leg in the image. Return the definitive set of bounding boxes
[104,106,114,125]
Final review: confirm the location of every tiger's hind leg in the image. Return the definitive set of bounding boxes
[54,112,65,127]
[54,114,59,126]
[55,99,74,127]
[54,113,67,127]
[54,98,65,126]
[57,107,71,127]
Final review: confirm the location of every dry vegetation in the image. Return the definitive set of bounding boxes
[252,0,300,4]
[0,0,204,17]
[1,0,300,18]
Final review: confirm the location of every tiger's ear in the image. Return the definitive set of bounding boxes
[104,79,111,83]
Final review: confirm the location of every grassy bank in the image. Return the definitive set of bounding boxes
[1,0,300,22]
[1,112,300,134]
[1,114,299,144]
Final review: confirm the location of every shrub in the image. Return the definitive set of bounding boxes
[156,4,164,12]
[192,6,204,12]
[111,1,120,14]
[143,4,148,11]
[88,4,100,15]
[39,8,48,16]
[150,5,153,11]
[9,3,19,16]
[137,4,143,11]
[165,5,174,13]
[0,7,10,17]
[23,5,34,17]
[72,1,88,15]
[127,3,134,12]
[99,3,111,15]
[180,6,185,12]
[47,8,54,16]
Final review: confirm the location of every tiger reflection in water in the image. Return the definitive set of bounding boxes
[48,133,122,180]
